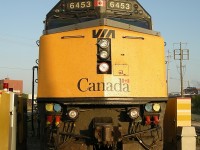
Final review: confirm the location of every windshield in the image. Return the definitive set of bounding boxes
[108,18,149,29]
[45,0,152,30]
[46,14,98,30]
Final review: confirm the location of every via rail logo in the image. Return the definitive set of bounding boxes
[92,29,115,38]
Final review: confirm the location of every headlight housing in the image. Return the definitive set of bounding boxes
[67,109,79,120]
[97,38,111,74]
[98,39,109,49]
[99,62,109,73]
[99,50,109,59]
[128,108,139,119]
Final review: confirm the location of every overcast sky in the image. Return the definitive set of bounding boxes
[0,0,199,94]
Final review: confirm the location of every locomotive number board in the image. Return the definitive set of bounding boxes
[67,0,93,10]
[66,0,133,11]
[107,1,133,11]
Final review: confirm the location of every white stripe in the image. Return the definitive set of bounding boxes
[177,110,191,113]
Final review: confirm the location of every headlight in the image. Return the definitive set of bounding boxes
[99,50,109,59]
[128,108,139,119]
[99,62,109,73]
[98,39,109,49]
[153,103,161,112]
[68,109,79,120]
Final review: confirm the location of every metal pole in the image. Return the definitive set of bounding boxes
[32,66,38,135]
[173,42,189,97]
[166,50,170,95]
[180,42,184,97]
[32,66,35,135]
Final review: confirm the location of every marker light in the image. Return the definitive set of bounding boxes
[99,62,109,73]
[153,103,161,112]
[98,39,109,49]
[55,116,61,126]
[54,104,62,112]
[99,50,109,59]
[68,109,79,120]
[139,10,143,15]
[3,83,9,91]
[145,116,151,125]
[128,108,139,119]
[45,103,54,112]
[153,116,159,125]
[145,103,153,112]
[134,10,138,14]
[134,4,138,8]
[46,115,53,125]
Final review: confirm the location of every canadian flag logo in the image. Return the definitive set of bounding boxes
[94,0,106,7]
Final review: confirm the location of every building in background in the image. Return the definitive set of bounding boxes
[27,94,37,112]
[0,78,23,94]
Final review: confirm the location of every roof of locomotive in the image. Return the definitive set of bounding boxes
[44,0,153,32]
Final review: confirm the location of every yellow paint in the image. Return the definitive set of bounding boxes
[177,104,191,110]
[38,26,167,98]
[0,92,11,150]
[38,27,104,97]
[177,121,191,127]
[176,98,191,126]
[177,115,191,121]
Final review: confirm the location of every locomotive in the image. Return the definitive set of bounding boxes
[37,0,167,149]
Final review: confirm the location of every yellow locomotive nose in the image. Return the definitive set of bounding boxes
[38,25,166,98]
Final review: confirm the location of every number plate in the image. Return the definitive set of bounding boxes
[107,1,133,11]
[67,0,93,10]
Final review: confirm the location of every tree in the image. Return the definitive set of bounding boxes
[192,95,200,114]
